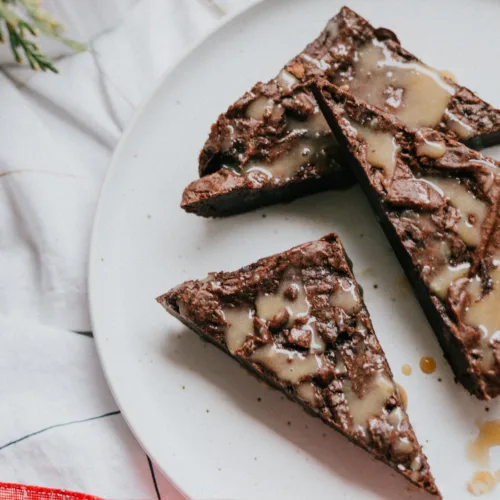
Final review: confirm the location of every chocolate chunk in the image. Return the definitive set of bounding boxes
[285,327,312,349]
[283,284,299,301]
[269,308,290,332]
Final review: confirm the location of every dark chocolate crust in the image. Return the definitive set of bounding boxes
[312,82,500,400]
[157,234,439,496]
[294,8,500,147]
[183,6,500,217]
[182,145,352,217]
[183,82,354,217]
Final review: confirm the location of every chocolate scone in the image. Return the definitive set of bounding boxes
[182,6,500,217]
[312,81,500,399]
[182,82,353,217]
[157,234,439,496]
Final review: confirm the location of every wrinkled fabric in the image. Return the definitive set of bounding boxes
[0,0,250,498]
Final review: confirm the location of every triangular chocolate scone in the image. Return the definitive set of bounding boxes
[157,234,439,495]
[312,81,500,399]
[182,6,500,217]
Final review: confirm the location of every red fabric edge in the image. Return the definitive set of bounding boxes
[0,482,103,500]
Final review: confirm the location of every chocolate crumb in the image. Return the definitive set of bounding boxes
[269,308,290,331]
[287,421,292,426]
[438,378,442,382]
[257,397,262,402]
[486,407,490,412]
[262,213,267,218]
[373,284,378,289]
[284,284,299,301]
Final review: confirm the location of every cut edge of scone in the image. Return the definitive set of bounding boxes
[311,81,500,400]
[182,6,500,218]
[157,233,440,496]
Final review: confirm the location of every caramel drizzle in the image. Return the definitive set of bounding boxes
[222,271,402,437]
[342,105,500,369]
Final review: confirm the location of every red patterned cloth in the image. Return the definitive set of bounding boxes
[0,483,102,500]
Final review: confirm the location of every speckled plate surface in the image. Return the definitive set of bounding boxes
[89,1,500,498]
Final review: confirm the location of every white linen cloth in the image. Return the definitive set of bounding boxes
[0,0,250,498]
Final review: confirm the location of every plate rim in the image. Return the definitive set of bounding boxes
[88,0,266,495]
[87,1,500,497]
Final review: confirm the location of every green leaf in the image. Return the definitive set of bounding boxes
[0,0,85,72]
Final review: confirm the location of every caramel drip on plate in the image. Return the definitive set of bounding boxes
[467,420,500,468]
[419,357,437,374]
[401,364,412,376]
[467,471,497,496]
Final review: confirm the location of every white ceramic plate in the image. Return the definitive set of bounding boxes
[89,1,500,498]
